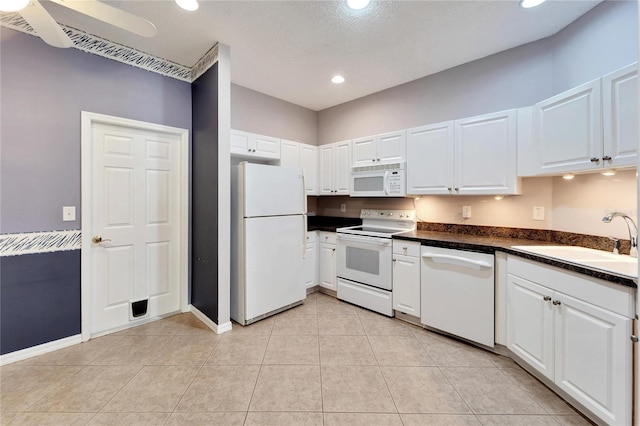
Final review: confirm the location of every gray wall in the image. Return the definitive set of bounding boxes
[231,83,317,145]
[552,0,639,93]
[0,29,192,234]
[317,0,638,145]
[0,28,192,354]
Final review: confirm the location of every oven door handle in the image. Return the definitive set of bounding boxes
[337,234,391,247]
[421,253,492,270]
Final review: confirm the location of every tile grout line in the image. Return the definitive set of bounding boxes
[163,329,224,425]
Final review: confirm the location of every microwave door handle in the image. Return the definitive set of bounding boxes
[383,171,389,195]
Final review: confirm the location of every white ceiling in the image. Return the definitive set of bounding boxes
[38,0,602,111]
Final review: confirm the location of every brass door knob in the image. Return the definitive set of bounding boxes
[92,235,111,244]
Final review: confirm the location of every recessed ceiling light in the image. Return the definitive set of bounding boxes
[175,0,198,11]
[347,0,370,10]
[562,173,575,180]
[0,0,29,12]
[331,75,345,84]
[520,0,546,8]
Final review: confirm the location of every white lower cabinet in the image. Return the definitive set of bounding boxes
[392,241,420,317]
[303,232,318,289]
[318,232,337,291]
[507,257,633,426]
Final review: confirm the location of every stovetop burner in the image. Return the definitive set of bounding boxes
[336,209,416,238]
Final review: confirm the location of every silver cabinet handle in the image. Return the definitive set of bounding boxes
[552,300,561,306]
[543,296,552,301]
[590,157,599,163]
[603,156,612,161]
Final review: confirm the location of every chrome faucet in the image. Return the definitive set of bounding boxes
[602,212,638,258]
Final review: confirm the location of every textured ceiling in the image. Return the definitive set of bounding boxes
[37,0,601,111]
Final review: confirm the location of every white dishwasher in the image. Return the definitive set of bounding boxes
[420,246,495,347]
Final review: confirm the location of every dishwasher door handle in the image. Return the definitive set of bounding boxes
[421,253,492,270]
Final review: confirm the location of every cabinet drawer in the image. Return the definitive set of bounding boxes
[319,232,336,245]
[393,240,420,257]
[306,231,317,243]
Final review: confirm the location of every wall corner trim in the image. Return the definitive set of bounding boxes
[0,334,82,366]
[189,305,233,335]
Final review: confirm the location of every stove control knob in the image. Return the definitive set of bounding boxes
[400,214,404,218]
[388,212,393,216]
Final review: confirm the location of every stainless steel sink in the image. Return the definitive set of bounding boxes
[511,245,638,278]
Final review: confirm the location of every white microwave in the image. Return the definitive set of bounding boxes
[350,163,406,197]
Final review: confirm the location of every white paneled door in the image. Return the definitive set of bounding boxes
[81,112,188,339]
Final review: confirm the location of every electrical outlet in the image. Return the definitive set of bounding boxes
[462,205,472,219]
[533,206,545,221]
[63,206,76,221]
[340,203,346,212]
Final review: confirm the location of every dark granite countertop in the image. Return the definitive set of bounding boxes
[307,216,362,232]
[394,230,637,288]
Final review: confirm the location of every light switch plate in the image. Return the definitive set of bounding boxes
[341,204,346,212]
[533,206,545,221]
[462,205,472,219]
[63,206,76,221]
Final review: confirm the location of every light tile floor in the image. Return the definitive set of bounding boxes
[1,292,594,425]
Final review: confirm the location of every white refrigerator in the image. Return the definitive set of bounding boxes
[231,162,307,325]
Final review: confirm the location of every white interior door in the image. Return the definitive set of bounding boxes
[82,113,187,338]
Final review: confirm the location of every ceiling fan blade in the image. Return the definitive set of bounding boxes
[49,0,157,37]
[20,0,73,48]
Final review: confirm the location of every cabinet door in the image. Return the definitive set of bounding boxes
[300,144,317,195]
[377,130,406,164]
[230,130,251,155]
[303,241,317,289]
[392,253,420,317]
[318,145,334,195]
[554,292,632,426]
[253,134,280,159]
[334,141,351,195]
[280,139,300,168]
[455,109,519,195]
[352,136,376,167]
[534,79,602,174]
[319,242,336,291]
[406,122,454,195]
[506,274,554,380]
[603,63,638,169]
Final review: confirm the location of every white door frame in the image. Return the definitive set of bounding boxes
[80,111,189,342]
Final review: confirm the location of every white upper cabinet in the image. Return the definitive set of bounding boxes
[534,79,602,174]
[300,144,318,195]
[319,140,351,195]
[532,63,638,175]
[602,63,638,169]
[279,139,300,168]
[407,110,520,195]
[352,130,406,167]
[230,129,280,160]
[406,122,454,195]
[455,109,520,195]
[279,139,318,195]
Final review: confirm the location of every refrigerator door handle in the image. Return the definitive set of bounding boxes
[301,172,307,213]
[303,214,307,256]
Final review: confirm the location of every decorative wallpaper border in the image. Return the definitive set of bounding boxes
[0,230,82,257]
[0,13,218,82]
[191,44,219,82]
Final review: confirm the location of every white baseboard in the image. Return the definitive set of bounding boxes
[189,305,232,334]
[0,334,82,366]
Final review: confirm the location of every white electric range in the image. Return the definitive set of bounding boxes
[336,209,416,316]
